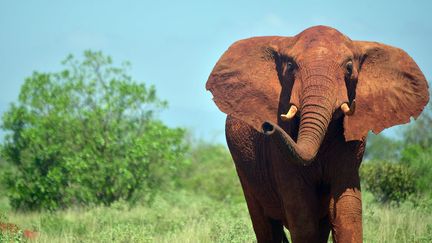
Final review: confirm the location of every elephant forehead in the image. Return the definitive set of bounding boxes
[285,26,352,60]
[297,25,350,44]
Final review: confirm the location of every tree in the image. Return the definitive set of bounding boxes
[400,101,432,195]
[361,161,416,204]
[1,51,187,210]
[364,133,402,161]
[402,101,432,149]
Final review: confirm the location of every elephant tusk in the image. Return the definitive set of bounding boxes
[341,100,356,116]
[280,105,298,121]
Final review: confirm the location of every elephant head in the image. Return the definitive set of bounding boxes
[206,26,429,166]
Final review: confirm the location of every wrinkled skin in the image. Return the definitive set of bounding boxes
[206,26,429,242]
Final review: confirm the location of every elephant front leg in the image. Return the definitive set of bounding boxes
[326,135,365,242]
[329,187,362,243]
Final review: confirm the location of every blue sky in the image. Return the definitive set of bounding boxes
[0,0,431,144]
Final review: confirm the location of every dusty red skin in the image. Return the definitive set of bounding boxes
[206,26,429,242]
[0,222,38,240]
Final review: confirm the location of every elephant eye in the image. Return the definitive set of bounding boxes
[346,61,353,76]
[286,61,294,71]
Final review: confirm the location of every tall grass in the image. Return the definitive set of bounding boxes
[1,191,255,242]
[2,190,432,242]
[362,191,432,243]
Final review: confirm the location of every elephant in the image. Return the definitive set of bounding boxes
[206,26,429,242]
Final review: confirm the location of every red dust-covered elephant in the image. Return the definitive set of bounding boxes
[206,26,429,242]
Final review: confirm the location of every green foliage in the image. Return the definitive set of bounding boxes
[177,141,244,202]
[361,161,416,204]
[0,51,187,210]
[362,191,432,243]
[0,229,23,243]
[0,212,23,243]
[403,103,432,149]
[399,104,432,197]
[210,209,256,243]
[400,144,432,196]
[363,101,432,204]
[2,191,255,242]
[364,133,402,161]
[3,191,432,242]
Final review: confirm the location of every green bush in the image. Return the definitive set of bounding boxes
[361,161,416,204]
[365,133,402,161]
[400,144,432,196]
[0,51,187,210]
[177,142,244,202]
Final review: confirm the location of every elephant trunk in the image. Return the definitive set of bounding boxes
[262,74,334,166]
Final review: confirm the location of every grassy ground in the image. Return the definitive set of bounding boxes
[362,192,432,243]
[1,190,432,242]
[1,191,255,242]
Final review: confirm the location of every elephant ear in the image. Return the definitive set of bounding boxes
[344,41,429,141]
[206,36,293,131]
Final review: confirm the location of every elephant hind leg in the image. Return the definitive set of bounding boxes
[242,186,289,243]
[269,218,289,243]
[318,215,331,243]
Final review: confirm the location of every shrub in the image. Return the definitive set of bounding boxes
[177,142,244,202]
[1,51,187,210]
[364,133,402,161]
[400,144,432,196]
[361,161,416,204]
